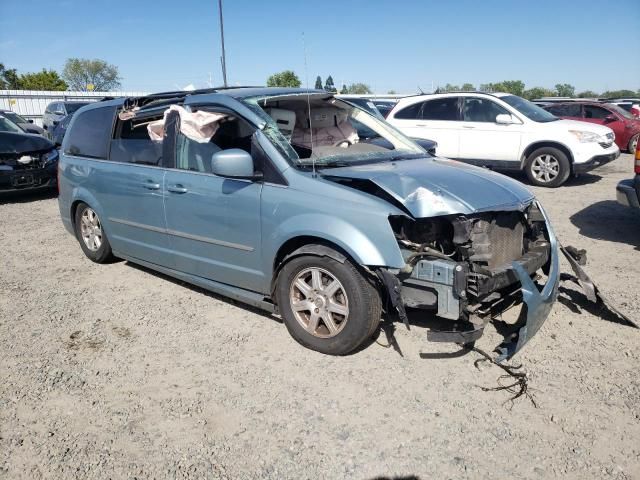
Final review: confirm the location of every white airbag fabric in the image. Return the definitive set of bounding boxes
[147,105,226,143]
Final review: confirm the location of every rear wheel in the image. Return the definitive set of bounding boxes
[74,202,114,263]
[525,147,571,187]
[276,250,381,355]
[628,134,639,154]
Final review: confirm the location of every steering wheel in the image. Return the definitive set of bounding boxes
[333,139,353,148]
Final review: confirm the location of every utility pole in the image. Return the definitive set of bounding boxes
[218,0,228,87]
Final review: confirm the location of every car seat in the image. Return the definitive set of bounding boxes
[291,107,358,149]
[264,108,296,140]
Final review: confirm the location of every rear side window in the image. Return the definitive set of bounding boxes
[584,105,611,119]
[548,104,582,117]
[64,106,116,159]
[421,98,460,121]
[394,102,423,119]
[110,113,164,166]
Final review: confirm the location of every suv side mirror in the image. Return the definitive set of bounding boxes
[495,113,517,125]
[211,149,262,180]
[28,119,34,124]
[603,114,617,124]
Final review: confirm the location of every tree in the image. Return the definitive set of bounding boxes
[481,80,525,96]
[266,70,301,88]
[0,63,20,89]
[443,83,460,92]
[62,58,121,91]
[523,87,555,100]
[461,83,475,91]
[577,90,599,98]
[600,89,637,99]
[19,69,67,91]
[387,90,397,94]
[314,75,322,89]
[555,83,575,97]
[324,75,336,93]
[345,83,372,94]
[340,84,348,94]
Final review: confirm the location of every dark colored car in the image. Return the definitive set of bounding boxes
[0,110,44,135]
[372,100,397,118]
[616,140,640,209]
[0,131,58,192]
[50,114,74,147]
[42,101,92,136]
[543,101,640,152]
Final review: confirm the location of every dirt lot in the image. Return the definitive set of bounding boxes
[1,154,639,479]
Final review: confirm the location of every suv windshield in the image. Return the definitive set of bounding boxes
[65,102,91,114]
[0,116,24,133]
[244,94,425,168]
[606,103,634,120]
[501,95,558,123]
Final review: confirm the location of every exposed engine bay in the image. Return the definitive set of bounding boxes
[386,202,554,352]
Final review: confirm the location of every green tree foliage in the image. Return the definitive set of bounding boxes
[0,63,20,89]
[522,87,556,100]
[340,84,348,94]
[387,89,397,94]
[19,69,67,91]
[577,90,599,98]
[314,75,322,89]
[461,83,475,91]
[480,80,525,96]
[600,89,638,99]
[266,70,302,88]
[345,83,372,94]
[555,83,575,97]
[62,58,121,91]
[324,75,336,93]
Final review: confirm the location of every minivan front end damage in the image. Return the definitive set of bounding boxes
[379,200,559,360]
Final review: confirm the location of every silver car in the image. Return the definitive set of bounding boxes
[42,101,91,137]
[57,87,559,359]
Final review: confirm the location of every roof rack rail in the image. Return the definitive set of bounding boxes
[121,86,266,111]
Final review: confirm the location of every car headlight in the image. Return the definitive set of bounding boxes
[43,148,59,165]
[568,130,603,143]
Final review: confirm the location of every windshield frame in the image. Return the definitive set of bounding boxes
[606,103,634,120]
[500,95,559,123]
[242,94,426,170]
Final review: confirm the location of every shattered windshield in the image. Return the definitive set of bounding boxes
[243,94,425,168]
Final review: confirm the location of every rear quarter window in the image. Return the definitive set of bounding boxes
[394,102,423,119]
[64,106,116,159]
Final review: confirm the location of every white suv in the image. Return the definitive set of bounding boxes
[387,92,620,187]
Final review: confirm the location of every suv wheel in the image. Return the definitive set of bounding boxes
[524,147,570,187]
[628,134,639,154]
[74,202,114,263]
[276,250,381,355]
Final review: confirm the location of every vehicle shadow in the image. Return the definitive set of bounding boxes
[501,171,603,188]
[570,200,640,250]
[0,188,57,205]
[123,261,281,324]
[558,283,635,328]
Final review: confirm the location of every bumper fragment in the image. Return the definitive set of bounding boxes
[573,150,620,174]
[616,178,640,209]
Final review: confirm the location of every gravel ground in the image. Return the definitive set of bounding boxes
[1,154,639,479]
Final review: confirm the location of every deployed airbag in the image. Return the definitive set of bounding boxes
[147,105,226,143]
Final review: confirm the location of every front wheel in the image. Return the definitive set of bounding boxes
[276,250,382,355]
[628,134,638,154]
[524,147,571,187]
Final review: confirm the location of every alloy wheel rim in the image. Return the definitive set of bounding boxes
[531,154,560,183]
[80,208,103,252]
[289,267,349,338]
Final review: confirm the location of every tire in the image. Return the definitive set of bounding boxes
[524,147,571,188]
[74,202,114,263]
[276,250,382,355]
[628,134,639,154]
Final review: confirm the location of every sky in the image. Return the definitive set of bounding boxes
[1,0,639,94]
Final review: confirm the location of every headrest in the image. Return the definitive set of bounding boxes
[264,108,296,138]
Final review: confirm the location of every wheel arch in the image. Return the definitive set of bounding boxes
[521,141,574,169]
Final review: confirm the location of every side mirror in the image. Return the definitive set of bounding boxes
[210,148,261,180]
[28,119,34,124]
[495,113,517,125]
[603,114,617,124]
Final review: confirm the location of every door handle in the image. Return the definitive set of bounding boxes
[143,180,160,190]
[415,123,428,127]
[167,185,188,194]
[462,125,475,129]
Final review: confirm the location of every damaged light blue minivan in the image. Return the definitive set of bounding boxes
[58,87,559,359]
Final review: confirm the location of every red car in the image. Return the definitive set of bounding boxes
[544,102,640,153]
